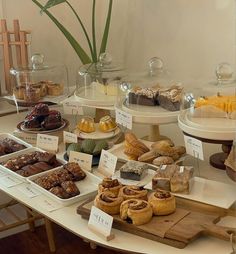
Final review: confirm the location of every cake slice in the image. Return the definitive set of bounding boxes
[120,161,148,181]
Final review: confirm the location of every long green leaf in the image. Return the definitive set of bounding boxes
[41,0,65,12]
[32,0,91,64]
[92,0,97,62]
[99,0,113,55]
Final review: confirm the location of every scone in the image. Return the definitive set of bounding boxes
[148,189,176,215]
[120,199,153,226]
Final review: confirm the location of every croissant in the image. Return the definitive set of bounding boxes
[94,191,124,215]
[120,199,153,225]
[125,133,149,153]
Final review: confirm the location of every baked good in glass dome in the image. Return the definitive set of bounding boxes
[10,53,68,105]
[77,116,95,133]
[119,57,183,112]
[75,53,126,106]
[98,115,117,132]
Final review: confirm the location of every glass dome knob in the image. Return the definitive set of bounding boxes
[99,52,112,65]
[215,62,233,81]
[31,53,44,68]
[148,57,164,73]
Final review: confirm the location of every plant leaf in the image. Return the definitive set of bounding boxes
[92,0,97,62]
[41,0,65,13]
[32,0,91,64]
[99,0,113,55]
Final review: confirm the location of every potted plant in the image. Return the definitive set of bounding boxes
[32,0,113,64]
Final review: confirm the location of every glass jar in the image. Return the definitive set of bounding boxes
[118,57,183,113]
[180,63,236,131]
[10,53,68,105]
[75,53,126,107]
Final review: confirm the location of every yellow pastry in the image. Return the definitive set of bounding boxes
[77,116,95,133]
[119,185,148,201]
[98,178,122,196]
[98,115,117,132]
[47,83,63,96]
[148,189,176,216]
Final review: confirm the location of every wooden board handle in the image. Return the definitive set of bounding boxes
[202,223,236,242]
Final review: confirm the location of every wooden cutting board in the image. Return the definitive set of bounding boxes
[77,199,236,249]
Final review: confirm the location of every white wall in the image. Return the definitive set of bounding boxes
[1,0,235,86]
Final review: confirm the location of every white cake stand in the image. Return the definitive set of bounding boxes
[178,109,236,171]
[115,99,180,141]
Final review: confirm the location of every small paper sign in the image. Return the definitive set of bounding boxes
[69,151,93,171]
[98,150,117,177]
[17,184,41,198]
[88,206,114,240]
[0,175,21,187]
[0,169,7,177]
[36,134,59,152]
[63,131,78,144]
[37,197,62,212]
[115,109,132,130]
[184,136,204,160]
[63,101,84,115]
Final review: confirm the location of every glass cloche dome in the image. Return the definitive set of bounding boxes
[75,53,126,107]
[180,63,236,131]
[10,53,68,105]
[118,57,183,113]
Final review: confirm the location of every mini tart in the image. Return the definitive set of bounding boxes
[98,178,122,196]
[119,185,148,201]
[148,189,176,216]
[94,191,124,215]
[98,115,117,132]
[77,116,95,133]
[120,199,153,226]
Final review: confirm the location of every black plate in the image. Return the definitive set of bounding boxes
[63,153,100,167]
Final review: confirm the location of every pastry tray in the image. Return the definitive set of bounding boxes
[0,147,66,182]
[144,176,236,209]
[0,133,32,158]
[27,166,101,206]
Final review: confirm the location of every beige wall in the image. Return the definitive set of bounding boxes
[1,0,235,86]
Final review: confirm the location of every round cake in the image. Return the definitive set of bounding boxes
[77,117,95,133]
[99,115,117,132]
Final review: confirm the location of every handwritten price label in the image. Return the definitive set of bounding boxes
[184,136,204,160]
[115,109,132,130]
[88,206,113,238]
[0,175,21,187]
[63,131,78,144]
[98,150,117,177]
[17,184,41,198]
[63,101,84,115]
[69,151,93,171]
[36,134,59,152]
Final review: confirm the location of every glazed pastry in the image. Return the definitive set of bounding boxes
[98,115,117,132]
[94,191,124,215]
[152,165,178,191]
[120,161,148,181]
[148,189,176,215]
[152,156,174,166]
[49,186,70,199]
[63,162,86,181]
[128,86,160,106]
[47,83,63,96]
[98,178,122,196]
[61,181,80,197]
[77,116,95,133]
[119,185,148,201]
[170,166,193,194]
[138,150,159,163]
[158,85,182,111]
[120,199,153,226]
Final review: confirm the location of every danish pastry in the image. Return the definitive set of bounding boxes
[98,178,122,196]
[119,185,148,201]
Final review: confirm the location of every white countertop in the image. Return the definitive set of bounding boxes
[0,107,235,253]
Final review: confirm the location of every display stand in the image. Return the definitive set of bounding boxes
[178,111,236,170]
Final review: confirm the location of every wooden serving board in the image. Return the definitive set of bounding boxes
[77,199,236,249]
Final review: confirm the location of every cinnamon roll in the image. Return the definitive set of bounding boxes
[120,199,153,226]
[148,189,176,216]
[94,191,124,215]
[98,178,122,196]
[118,185,148,201]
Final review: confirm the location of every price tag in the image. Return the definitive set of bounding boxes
[88,206,114,241]
[179,166,185,173]
[17,184,41,198]
[98,150,117,177]
[160,165,167,170]
[0,169,7,177]
[0,175,21,187]
[69,151,93,171]
[115,109,132,130]
[36,134,59,153]
[63,131,78,144]
[37,197,63,212]
[63,101,84,115]
[184,136,204,160]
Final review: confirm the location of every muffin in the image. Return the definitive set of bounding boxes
[77,116,95,133]
[99,115,117,132]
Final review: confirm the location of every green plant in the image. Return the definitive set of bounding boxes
[32,0,113,64]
